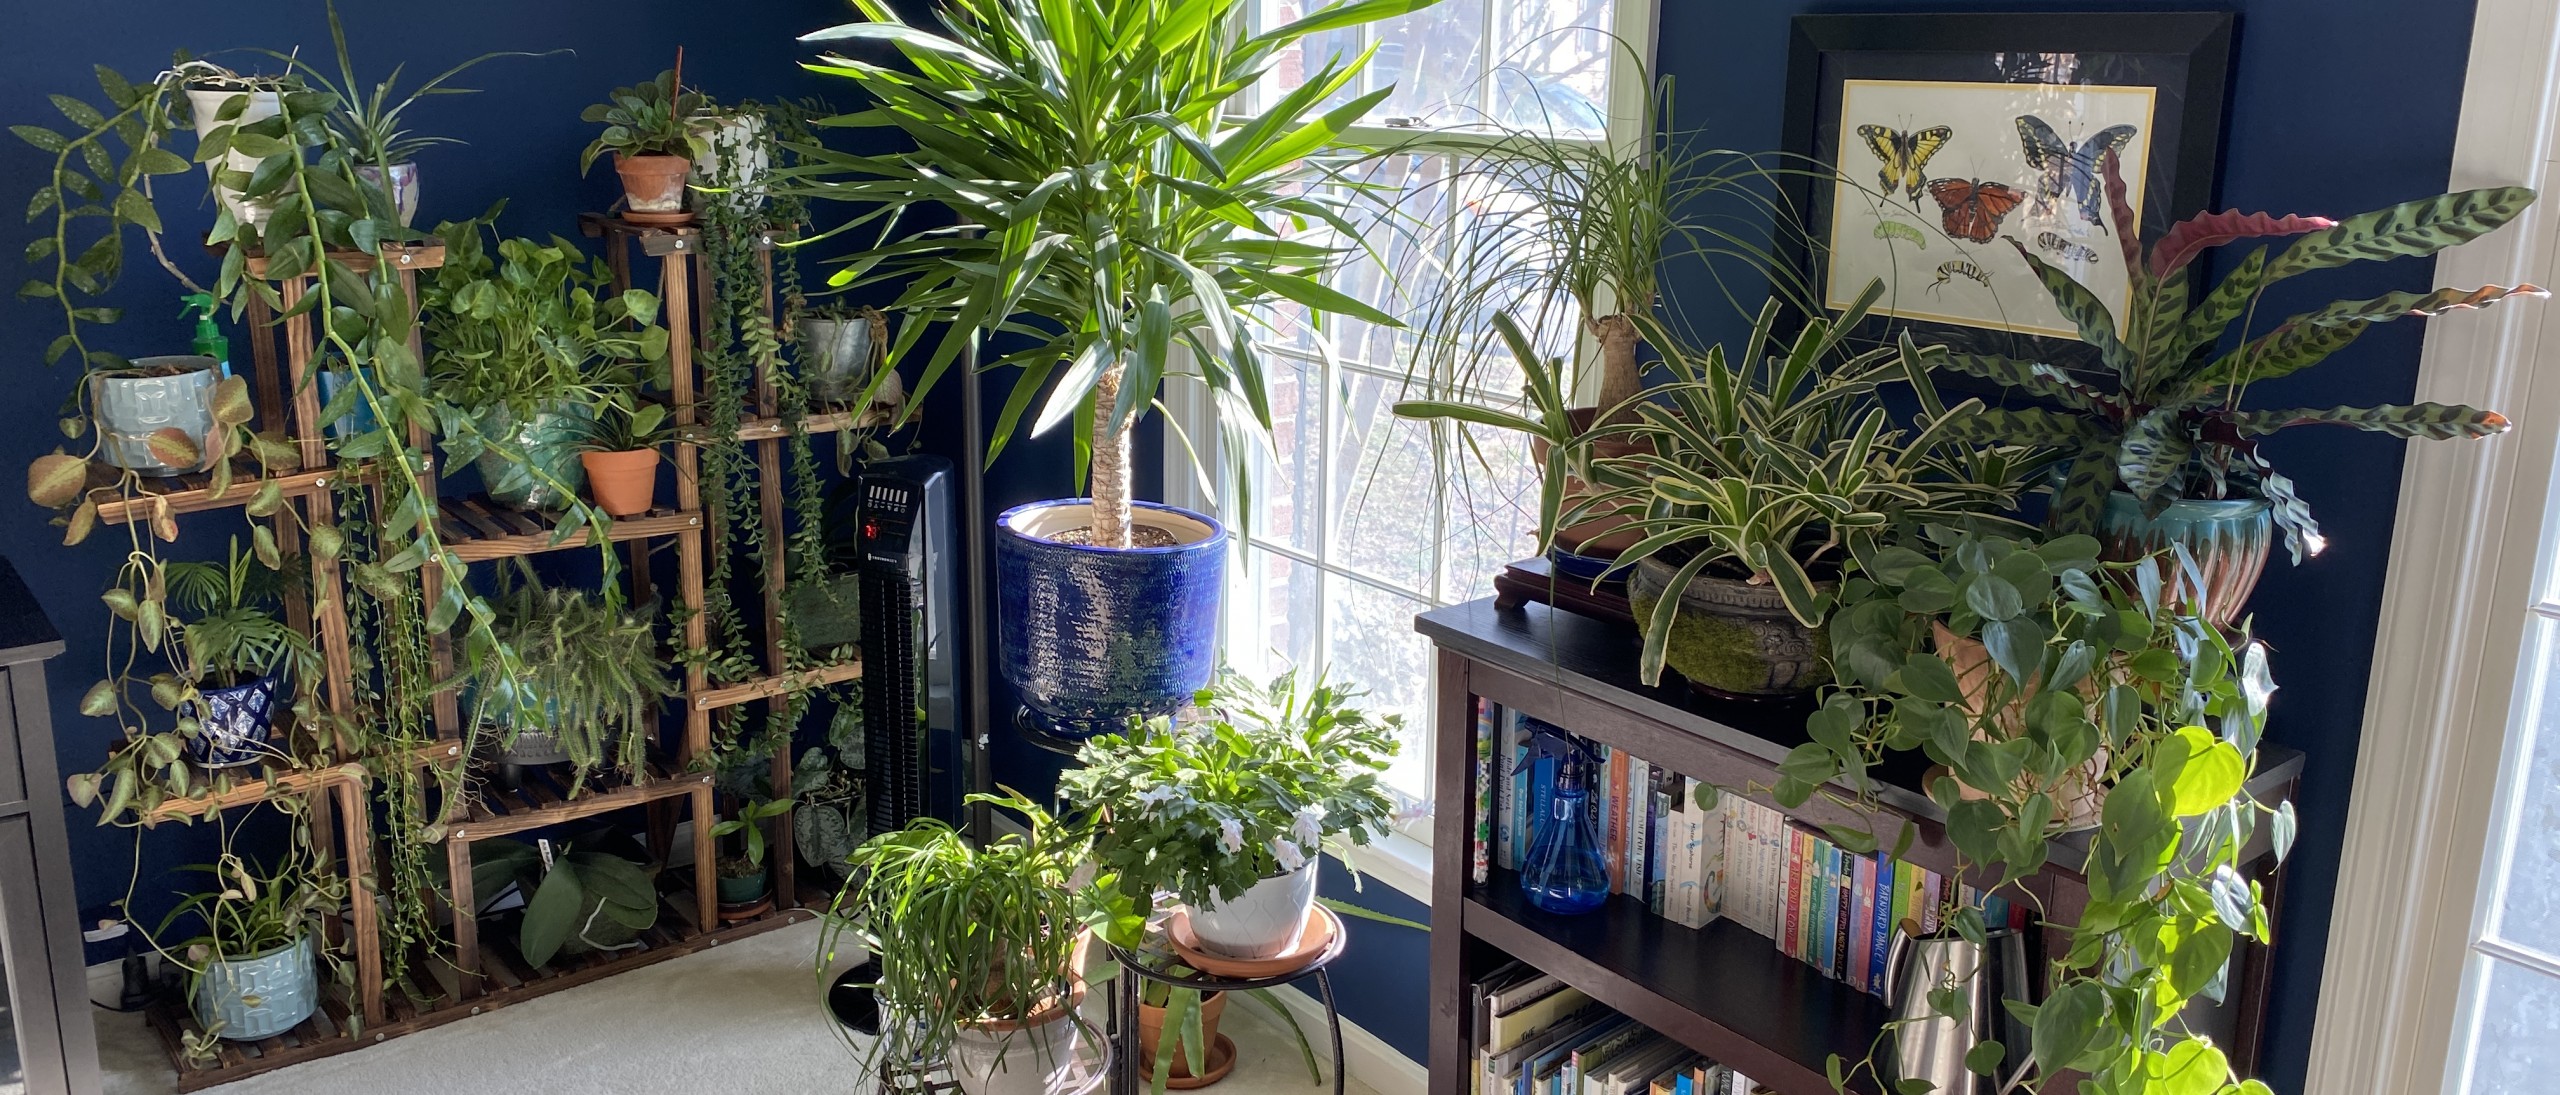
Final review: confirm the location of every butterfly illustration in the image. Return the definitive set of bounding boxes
[1927,178,2026,244]
[1855,124,1953,203]
[2015,116,2139,231]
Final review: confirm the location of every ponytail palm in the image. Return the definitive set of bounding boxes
[787,0,1434,545]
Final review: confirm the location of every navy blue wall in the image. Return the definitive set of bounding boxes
[1,0,869,947]
[1657,4,2477,1090]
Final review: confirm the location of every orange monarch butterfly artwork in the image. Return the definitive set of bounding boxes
[1926,178,2026,243]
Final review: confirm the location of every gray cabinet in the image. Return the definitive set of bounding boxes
[0,557,101,1095]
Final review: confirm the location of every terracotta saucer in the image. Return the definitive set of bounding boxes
[620,209,696,227]
[1165,905,1341,980]
[1143,1032,1238,1090]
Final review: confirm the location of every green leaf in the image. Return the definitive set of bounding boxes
[1965,574,2023,621]
[2029,981,2107,1075]
[2010,243,2130,379]
[2146,1038,2229,1095]
[1965,1040,2006,1077]
[2226,402,2509,440]
[1899,654,1964,705]
[518,868,585,968]
[2266,187,2536,282]
[79,680,117,717]
[2168,726,2246,815]
[12,125,69,153]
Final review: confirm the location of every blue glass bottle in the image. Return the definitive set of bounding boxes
[1520,744,1609,915]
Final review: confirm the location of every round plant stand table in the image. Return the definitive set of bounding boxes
[1103,906,1350,1095]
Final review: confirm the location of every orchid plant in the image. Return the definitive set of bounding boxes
[1061,670,1400,914]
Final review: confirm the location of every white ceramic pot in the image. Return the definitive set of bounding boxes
[1188,866,1317,959]
[689,113,768,212]
[948,1005,1083,1095]
[353,162,420,226]
[185,87,281,229]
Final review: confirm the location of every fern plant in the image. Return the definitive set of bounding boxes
[1941,155,2536,560]
[166,536,315,689]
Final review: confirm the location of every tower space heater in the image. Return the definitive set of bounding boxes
[837,455,974,834]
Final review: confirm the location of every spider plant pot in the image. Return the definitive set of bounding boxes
[183,675,281,770]
[1138,990,1232,1087]
[949,994,1087,1095]
[1187,866,1319,959]
[352,162,421,227]
[194,935,316,1041]
[798,315,876,405]
[995,500,1227,739]
[612,153,693,223]
[90,356,221,477]
[185,87,281,228]
[689,113,768,212]
[2093,492,2274,626]
[1625,556,1833,699]
[579,447,661,517]
[471,402,591,511]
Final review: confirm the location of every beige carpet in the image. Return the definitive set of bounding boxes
[96,920,1379,1095]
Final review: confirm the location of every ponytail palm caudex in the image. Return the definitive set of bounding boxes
[1942,155,2535,560]
[786,0,1438,546]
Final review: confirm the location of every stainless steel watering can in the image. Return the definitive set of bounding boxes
[1884,925,2035,1095]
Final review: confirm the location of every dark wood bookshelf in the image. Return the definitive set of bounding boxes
[1421,596,2303,1095]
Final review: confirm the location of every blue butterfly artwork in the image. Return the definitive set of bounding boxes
[2015,116,2139,233]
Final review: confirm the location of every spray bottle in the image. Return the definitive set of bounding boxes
[181,293,230,378]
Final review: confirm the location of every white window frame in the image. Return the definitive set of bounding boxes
[2306,2,2560,1089]
[1163,0,1661,900]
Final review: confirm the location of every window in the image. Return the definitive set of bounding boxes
[1167,0,1657,832]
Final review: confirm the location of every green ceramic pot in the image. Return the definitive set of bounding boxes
[472,401,593,511]
[2093,491,2274,625]
[1626,555,1832,698]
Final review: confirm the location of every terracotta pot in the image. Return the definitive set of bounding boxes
[1933,622,2108,831]
[613,153,693,218]
[580,448,660,516]
[1138,990,1230,1084]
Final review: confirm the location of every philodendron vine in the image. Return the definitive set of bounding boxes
[1776,527,2288,1095]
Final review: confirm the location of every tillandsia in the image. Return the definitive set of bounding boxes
[1938,152,2536,561]
[1775,527,2290,1095]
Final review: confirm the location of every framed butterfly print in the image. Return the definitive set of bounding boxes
[1782,12,2234,380]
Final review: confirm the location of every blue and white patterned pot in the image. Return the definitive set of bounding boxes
[996,499,1227,739]
[90,356,220,477]
[2094,491,2274,626]
[185,676,280,770]
[194,935,316,1041]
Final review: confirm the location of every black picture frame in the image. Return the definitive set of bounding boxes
[1781,12,2236,381]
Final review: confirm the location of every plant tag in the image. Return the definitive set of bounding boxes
[537,837,556,873]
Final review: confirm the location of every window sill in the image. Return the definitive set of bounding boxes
[1333,830,1434,905]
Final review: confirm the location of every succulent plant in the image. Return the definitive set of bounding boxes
[1939,155,2537,560]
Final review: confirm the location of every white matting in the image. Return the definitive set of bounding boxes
[95,920,1387,1095]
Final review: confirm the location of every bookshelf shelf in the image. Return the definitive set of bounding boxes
[1421,596,2303,1095]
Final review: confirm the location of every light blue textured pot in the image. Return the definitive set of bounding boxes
[317,369,379,440]
[184,675,280,770]
[2095,491,2274,625]
[90,356,220,477]
[194,936,316,1041]
[472,402,593,511]
[996,499,1226,739]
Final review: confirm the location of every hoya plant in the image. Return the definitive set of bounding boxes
[1779,527,2289,1095]
[1942,155,2534,559]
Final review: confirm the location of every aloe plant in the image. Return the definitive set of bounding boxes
[1941,155,2536,559]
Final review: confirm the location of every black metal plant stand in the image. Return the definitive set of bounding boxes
[1105,907,1351,1095]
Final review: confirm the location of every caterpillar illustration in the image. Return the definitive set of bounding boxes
[2036,230,2101,264]
[1928,260,1992,296]
[1873,220,1927,248]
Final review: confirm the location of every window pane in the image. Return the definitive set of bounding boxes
[2462,957,2560,1094]
[2489,617,2560,959]
[1367,0,1490,125]
[1334,370,1440,595]
[1229,546,1322,682]
[1243,355,1324,555]
[1488,1,1617,135]
[1440,422,1544,602]
[1325,578,1434,799]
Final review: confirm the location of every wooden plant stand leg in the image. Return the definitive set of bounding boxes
[332,773,385,1025]
[446,837,480,999]
[689,779,718,934]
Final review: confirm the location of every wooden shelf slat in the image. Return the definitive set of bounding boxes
[445,764,712,843]
[141,763,367,824]
[91,464,336,526]
[689,659,864,711]
[241,240,446,278]
[438,497,703,562]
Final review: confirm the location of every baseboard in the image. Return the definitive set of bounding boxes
[1262,980,1428,1093]
[87,958,122,1008]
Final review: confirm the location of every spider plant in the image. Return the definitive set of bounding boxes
[784,0,1438,547]
[472,565,672,791]
[260,1,561,172]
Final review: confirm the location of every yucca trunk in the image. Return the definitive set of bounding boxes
[1089,361,1134,548]
[1592,313,1642,424]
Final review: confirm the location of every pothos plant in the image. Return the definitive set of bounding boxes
[1940,154,2533,559]
[1776,526,2288,1095]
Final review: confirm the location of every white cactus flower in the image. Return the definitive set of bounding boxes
[1217,817,1245,854]
[1271,837,1306,873]
[1291,804,1327,845]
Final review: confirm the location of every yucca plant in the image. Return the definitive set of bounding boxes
[783,0,1437,547]
[1944,154,2536,559]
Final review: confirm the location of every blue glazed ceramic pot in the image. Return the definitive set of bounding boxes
[2095,491,2274,625]
[996,499,1227,739]
[185,676,280,770]
[195,936,317,1041]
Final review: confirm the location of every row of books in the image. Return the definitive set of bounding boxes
[1472,702,2033,997]
[1472,961,1768,1095]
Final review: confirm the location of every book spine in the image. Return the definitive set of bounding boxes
[1869,855,1894,996]
[1832,849,1854,982]
[1495,708,1521,871]
[1699,791,1726,924]
[1599,746,1623,896]
[1782,828,1804,958]
[1623,755,1648,898]
[1648,777,1671,914]
[1849,852,1875,992]
[1808,838,1831,971]
[1474,699,1495,885]
[1921,870,1942,936]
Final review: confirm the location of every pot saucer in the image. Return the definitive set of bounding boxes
[1166,905,1341,980]
[1143,1032,1238,1089]
[620,209,696,227]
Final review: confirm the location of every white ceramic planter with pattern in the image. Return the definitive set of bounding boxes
[1188,866,1317,959]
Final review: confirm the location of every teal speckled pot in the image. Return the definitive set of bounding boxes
[195,936,316,1041]
[472,402,593,511]
[2095,492,2274,625]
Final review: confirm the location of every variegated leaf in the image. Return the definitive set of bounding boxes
[2116,407,2192,501]
[2048,447,2121,537]
[1936,353,2099,410]
[2164,248,2268,387]
[2148,210,2336,279]
[2296,283,2548,327]
[2238,453,2325,563]
[2227,402,2511,441]
[2266,187,2536,282]
[2011,243,2131,381]
[2209,320,2371,388]
[1931,406,2109,449]
[26,452,88,509]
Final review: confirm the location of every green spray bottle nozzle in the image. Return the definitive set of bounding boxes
[181,293,231,377]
